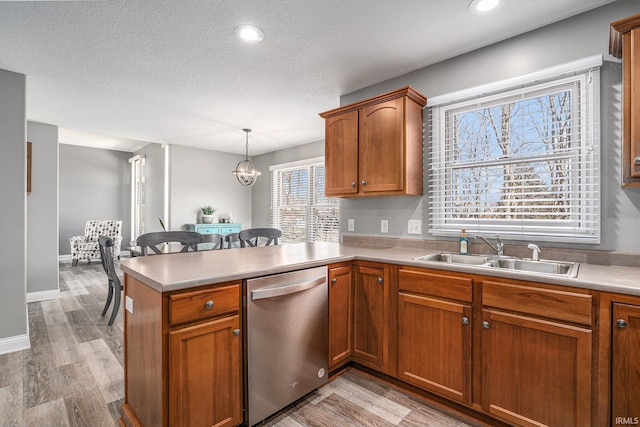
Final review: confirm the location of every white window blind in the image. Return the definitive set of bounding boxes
[429,65,600,243]
[271,159,340,243]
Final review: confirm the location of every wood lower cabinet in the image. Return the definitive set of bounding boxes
[611,302,640,425]
[119,276,242,427]
[352,263,388,368]
[481,280,594,427]
[328,264,353,369]
[169,315,241,427]
[397,267,473,404]
[320,86,426,197]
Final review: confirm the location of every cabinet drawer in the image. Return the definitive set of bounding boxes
[169,284,239,326]
[196,226,220,234]
[399,268,472,302]
[221,225,240,234]
[482,280,592,326]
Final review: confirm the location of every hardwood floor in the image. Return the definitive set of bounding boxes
[0,261,482,427]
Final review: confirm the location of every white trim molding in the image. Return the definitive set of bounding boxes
[27,288,61,303]
[0,334,30,355]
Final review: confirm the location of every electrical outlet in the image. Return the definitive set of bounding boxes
[347,218,355,232]
[125,296,134,314]
[408,219,422,235]
[381,220,389,233]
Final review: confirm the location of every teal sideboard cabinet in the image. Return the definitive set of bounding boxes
[186,223,242,235]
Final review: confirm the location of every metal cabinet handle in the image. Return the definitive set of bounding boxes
[233,329,240,336]
[634,157,640,165]
[377,277,383,284]
[331,278,337,284]
[351,181,356,187]
[205,300,214,310]
[361,180,367,186]
[462,316,470,325]
[482,321,490,329]
[617,319,628,329]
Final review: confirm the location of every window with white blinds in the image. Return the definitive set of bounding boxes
[429,64,600,243]
[271,158,339,243]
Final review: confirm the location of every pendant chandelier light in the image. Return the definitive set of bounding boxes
[233,128,261,186]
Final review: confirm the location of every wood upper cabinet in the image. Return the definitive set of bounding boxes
[611,302,640,425]
[352,263,387,367]
[320,86,427,197]
[481,280,593,427]
[169,315,242,427]
[611,14,640,186]
[324,111,359,196]
[328,264,353,369]
[397,267,473,404]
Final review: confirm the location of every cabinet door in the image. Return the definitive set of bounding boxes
[324,110,359,196]
[629,27,640,179]
[612,303,640,424]
[481,309,592,427]
[328,265,353,368]
[398,292,472,404]
[353,265,385,366]
[358,98,404,194]
[169,315,242,427]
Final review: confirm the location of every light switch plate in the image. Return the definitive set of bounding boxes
[408,219,422,235]
[347,218,355,232]
[125,296,134,314]
[381,220,389,233]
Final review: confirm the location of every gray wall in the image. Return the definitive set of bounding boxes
[252,141,325,228]
[169,145,252,230]
[340,0,640,253]
[0,69,27,343]
[59,145,132,254]
[27,121,59,296]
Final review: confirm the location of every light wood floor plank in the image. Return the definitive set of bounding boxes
[24,398,70,427]
[0,383,23,426]
[77,339,124,404]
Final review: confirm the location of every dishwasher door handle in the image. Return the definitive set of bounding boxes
[251,276,326,300]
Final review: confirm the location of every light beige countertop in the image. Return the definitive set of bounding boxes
[119,242,640,296]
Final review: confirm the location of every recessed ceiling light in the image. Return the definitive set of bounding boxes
[234,24,264,43]
[469,0,501,14]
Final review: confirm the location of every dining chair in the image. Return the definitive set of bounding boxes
[98,235,123,326]
[225,232,241,249]
[201,233,224,250]
[136,231,204,255]
[238,228,282,248]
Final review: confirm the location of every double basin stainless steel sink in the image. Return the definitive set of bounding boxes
[413,253,579,278]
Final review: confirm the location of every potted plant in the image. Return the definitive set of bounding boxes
[201,206,217,224]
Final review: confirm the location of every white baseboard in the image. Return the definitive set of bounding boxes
[27,288,61,303]
[0,334,30,355]
[59,254,72,262]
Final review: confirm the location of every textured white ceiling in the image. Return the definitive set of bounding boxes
[0,0,617,154]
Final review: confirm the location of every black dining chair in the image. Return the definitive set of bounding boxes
[201,233,224,250]
[225,232,241,249]
[238,228,282,248]
[136,231,204,255]
[98,235,123,326]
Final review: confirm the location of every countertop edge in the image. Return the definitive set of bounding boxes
[119,243,640,297]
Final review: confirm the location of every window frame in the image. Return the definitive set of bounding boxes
[429,63,601,244]
[270,157,340,243]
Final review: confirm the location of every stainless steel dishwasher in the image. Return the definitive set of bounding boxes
[246,266,328,426]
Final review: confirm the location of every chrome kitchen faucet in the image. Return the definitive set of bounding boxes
[474,234,504,257]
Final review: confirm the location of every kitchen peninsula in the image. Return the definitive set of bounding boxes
[118,242,640,427]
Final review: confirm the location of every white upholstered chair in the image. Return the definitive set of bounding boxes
[70,220,122,266]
